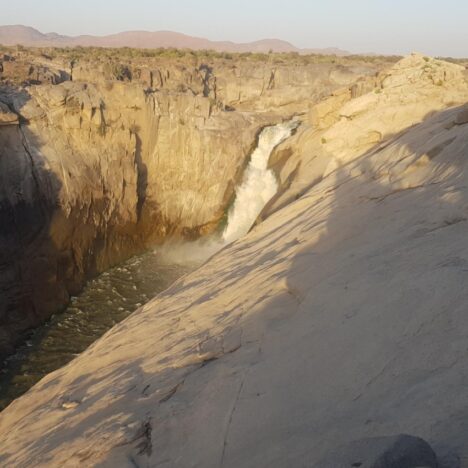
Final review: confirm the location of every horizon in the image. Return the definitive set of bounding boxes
[2,0,468,57]
[3,1,468,464]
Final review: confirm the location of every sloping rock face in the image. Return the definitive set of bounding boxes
[315,434,439,468]
[0,83,265,355]
[1,55,468,466]
[266,53,468,214]
[0,52,380,356]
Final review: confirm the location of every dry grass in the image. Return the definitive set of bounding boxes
[0,43,403,68]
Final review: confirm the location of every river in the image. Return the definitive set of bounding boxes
[0,118,298,410]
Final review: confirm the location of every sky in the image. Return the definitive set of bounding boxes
[2,0,468,57]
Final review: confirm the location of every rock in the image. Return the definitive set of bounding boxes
[44,85,68,107]
[380,54,465,90]
[350,77,379,98]
[0,59,66,85]
[454,108,468,125]
[3,55,468,466]
[16,99,46,120]
[0,52,384,358]
[266,53,468,214]
[309,88,352,129]
[0,102,18,125]
[356,130,382,148]
[61,401,80,410]
[315,435,439,468]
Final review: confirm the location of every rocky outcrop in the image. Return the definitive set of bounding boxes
[70,57,380,114]
[0,55,69,85]
[264,53,468,215]
[1,55,468,466]
[0,101,18,124]
[308,74,379,129]
[0,50,384,356]
[0,81,270,356]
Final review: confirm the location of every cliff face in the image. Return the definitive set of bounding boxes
[1,55,468,466]
[266,54,468,215]
[0,51,381,355]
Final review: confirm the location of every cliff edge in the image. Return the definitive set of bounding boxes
[1,54,468,466]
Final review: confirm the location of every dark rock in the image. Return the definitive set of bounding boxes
[454,108,468,125]
[315,434,439,468]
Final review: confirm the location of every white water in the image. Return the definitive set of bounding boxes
[223,119,298,243]
[160,119,298,263]
[1,120,298,409]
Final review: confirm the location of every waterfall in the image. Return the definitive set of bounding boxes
[223,119,298,243]
[159,118,298,264]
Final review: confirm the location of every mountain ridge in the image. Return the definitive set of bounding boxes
[0,24,351,55]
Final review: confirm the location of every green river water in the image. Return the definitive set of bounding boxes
[0,250,194,410]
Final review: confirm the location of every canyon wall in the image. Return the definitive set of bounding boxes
[2,55,468,466]
[266,54,468,215]
[0,51,382,356]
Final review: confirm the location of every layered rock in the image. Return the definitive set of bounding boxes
[0,50,384,356]
[70,57,380,113]
[0,81,270,355]
[265,53,468,215]
[1,55,468,466]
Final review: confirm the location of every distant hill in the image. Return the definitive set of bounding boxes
[0,25,351,55]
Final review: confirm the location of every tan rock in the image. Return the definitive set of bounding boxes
[0,102,18,125]
[0,51,389,356]
[3,85,468,466]
[309,89,351,129]
[266,54,468,215]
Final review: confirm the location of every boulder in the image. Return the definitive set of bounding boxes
[454,108,468,125]
[315,434,439,468]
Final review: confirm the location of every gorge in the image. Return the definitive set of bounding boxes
[2,45,468,467]
[0,118,298,409]
[0,47,384,359]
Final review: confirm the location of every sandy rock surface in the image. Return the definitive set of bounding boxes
[0,52,379,356]
[1,55,468,466]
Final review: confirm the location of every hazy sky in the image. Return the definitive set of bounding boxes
[3,0,468,57]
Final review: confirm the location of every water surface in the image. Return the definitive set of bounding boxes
[0,118,298,411]
[0,250,193,410]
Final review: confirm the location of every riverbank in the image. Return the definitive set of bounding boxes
[0,118,298,411]
[1,54,468,466]
[0,47,387,358]
[0,251,193,410]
